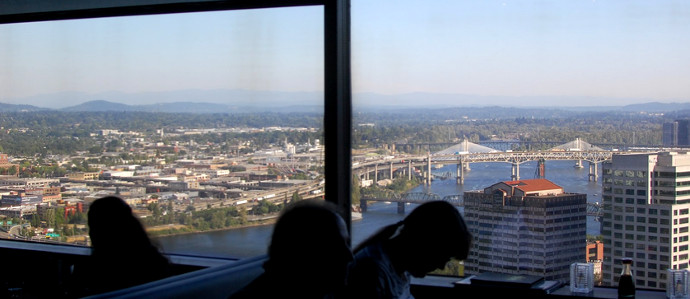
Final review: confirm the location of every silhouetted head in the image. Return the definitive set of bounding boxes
[393,201,472,277]
[265,199,353,292]
[88,196,152,253]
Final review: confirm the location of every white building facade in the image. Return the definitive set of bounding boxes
[602,152,690,290]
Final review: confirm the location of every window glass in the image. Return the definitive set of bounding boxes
[0,7,325,259]
[352,0,690,285]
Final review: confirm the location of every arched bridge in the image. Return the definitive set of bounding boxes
[354,150,616,187]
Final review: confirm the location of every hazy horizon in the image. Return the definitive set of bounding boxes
[4,89,690,111]
[2,1,689,107]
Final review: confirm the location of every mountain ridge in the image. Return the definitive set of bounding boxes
[1,91,689,114]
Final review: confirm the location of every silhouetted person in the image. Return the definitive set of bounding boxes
[230,199,354,299]
[347,201,472,299]
[71,196,171,296]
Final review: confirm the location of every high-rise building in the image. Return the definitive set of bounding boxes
[463,178,587,281]
[601,152,690,290]
[664,122,679,147]
[663,120,690,147]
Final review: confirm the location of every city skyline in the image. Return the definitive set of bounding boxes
[1,1,689,107]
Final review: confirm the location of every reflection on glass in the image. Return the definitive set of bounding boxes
[351,0,690,284]
[0,6,324,259]
[570,263,594,294]
[668,269,689,299]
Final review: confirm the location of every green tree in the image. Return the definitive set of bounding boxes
[352,175,361,205]
[148,203,162,222]
[55,207,65,228]
[238,207,248,224]
[291,190,302,203]
[44,208,56,228]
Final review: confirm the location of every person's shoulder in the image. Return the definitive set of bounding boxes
[352,254,381,270]
[355,242,385,259]
[349,247,391,283]
[229,274,272,299]
[347,254,392,299]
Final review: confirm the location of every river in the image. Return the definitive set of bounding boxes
[154,160,602,259]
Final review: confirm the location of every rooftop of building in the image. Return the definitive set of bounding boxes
[499,178,563,194]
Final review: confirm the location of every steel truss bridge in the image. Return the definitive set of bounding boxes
[354,150,615,185]
[361,191,603,219]
[432,151,612,164]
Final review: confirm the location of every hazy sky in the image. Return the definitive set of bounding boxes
[1,0,689,106]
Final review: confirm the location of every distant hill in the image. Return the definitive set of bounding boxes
[0,102,48,112]
[618,102,690,112]
[3,89,688,114]
[60,100,323,114]
[9,89,323,110]
[61,100,136,112]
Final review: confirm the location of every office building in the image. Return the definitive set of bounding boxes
[464,178,587,281]
[663,120,690,147]
[601,152,690,290]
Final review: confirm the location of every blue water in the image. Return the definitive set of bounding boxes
[155,160,602,258]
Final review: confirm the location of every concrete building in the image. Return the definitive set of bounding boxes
[602,152,690,290]
[588,240,604,262]
[1,193,43,207]
[101,171,135,178]
[464,178,587,281]
[67,172,101,181]
[194,169,231,178]
[0,178,60,189]
[587,240,605,285]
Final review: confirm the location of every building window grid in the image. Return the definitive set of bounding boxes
[603,166,689,290]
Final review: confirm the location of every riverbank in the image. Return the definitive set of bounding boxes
[150,208,363,238]
[148,214,280,238]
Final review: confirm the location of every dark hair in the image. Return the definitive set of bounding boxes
[78,196,170,295]
[88,196,153,253]
[355,200,472,260]
[265,199,350,272]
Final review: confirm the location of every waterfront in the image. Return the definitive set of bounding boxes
[155,159,603,259]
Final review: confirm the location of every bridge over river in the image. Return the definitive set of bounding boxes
[354,138,660,186]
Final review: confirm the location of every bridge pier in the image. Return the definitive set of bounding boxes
[426,155,432,186]
[398,202,405,214]
[374,164,378,183]
[536,158,545,179]
[408,160,412,180]
[360,199,368,212]
[456,163,464,185]
[511,162,520,181]
[390,161,394,179]
[588,162,599,182]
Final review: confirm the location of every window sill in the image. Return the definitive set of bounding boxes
[411,275,667,299]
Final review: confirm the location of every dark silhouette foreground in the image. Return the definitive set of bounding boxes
[230,199,353,299]
[71,196,171,297]
[347,201,472,299]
